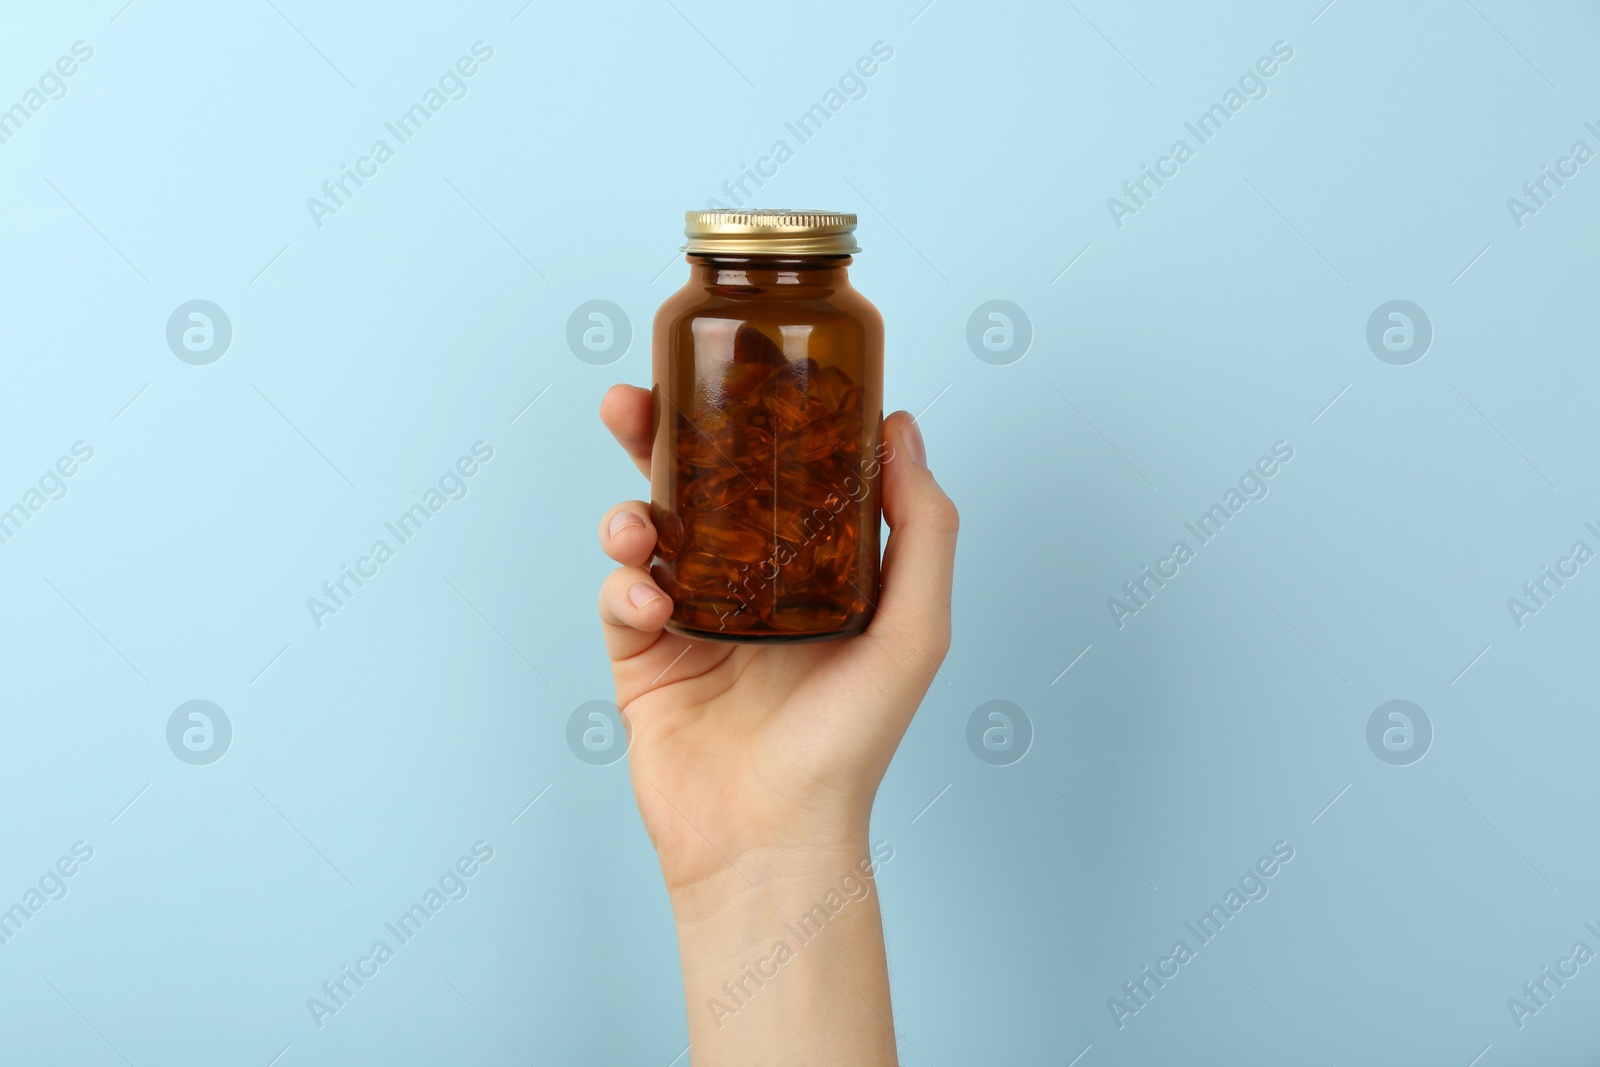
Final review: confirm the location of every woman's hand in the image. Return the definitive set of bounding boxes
[595,384,957,1065]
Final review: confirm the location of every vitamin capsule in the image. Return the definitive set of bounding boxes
[768,540,817,586]
[790,356,823,384]
[690,521,772,564]
[736,489,777,522]
[812,530,855,593]
[651,502,686,561]
[719,361,776,403]
[733,324,786,366]
[683,465,756,512]
[757,594,853,631]
[670,551,744,590]
[677,425,772,470]
[774,464,850,511]
[781,411,863,463]
[814,365,853,410]
[757,369,806,421]
[655,579,750,630]
[684,402,729,434]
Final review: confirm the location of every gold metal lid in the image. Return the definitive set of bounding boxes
[682,209,860,255]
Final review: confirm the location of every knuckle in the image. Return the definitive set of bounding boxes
[927,493,960,533]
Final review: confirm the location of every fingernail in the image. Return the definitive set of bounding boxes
[628,582,665,609]
[609,510,646,537]
[900,416,927,468]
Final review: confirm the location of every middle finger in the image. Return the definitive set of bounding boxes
[598,500,657,567]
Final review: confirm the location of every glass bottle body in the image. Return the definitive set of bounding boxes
[650,254,884,642]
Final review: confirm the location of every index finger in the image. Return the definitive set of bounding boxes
[600,384,652,480]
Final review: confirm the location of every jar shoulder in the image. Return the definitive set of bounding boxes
[653,283,883,332]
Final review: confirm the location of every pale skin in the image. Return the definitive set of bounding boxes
[595,384,959,1066]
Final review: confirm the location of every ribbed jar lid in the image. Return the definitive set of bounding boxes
[682,209,860,255]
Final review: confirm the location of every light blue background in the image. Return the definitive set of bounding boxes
[1,1,1597,1064]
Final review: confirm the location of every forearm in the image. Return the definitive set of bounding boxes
[671,842,897,1066]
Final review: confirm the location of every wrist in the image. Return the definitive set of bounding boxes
[669,838,899,1065]
[667,836,888,928]
[649,793,875,909]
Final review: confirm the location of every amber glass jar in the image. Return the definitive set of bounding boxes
[650,210,884,643]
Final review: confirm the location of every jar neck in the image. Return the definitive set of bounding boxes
[686,253,853,289]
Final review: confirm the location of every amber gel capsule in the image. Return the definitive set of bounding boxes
[650,209,884,642]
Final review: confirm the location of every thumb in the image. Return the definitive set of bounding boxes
[866,411,958,667]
